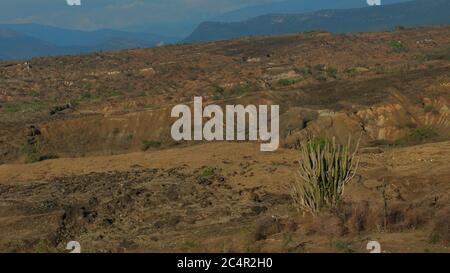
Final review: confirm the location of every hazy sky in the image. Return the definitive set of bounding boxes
[0,0,281,25]
[0,0,403,36]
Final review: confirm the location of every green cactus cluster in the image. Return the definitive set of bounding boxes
[291,136,360,215]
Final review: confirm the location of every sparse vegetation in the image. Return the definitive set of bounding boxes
[109,90,124,97]
[141,140,162,151]
[2,103,21,113]
[374,65,386,74]
[80,92,93,100]
[200,166,215,177]
[212,82,259,99]
[313,64,327,72]
[231,82,259,95]
[290,136,360,214]
[277,78,302,86]
[21,142,58,164]
[345,67,358,77]
[0,25,449,253]
[199,166,215,178]
[33,239,51,253]
[389,40,407,53]
[424,105,439,114]
[313,74,327,82]
[421,48,450,61]
[334,240,355,253]
[395,125,439,146]
[326,67,338,78]
[295,67,312,76]
[1,100,49,113]
[22,143,41,164]
[212,85,225,100]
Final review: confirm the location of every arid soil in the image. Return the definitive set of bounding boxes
[0,26,449,252]
[0,142,449,253]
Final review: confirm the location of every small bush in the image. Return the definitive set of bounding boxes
[374,65,386,75]
[389,40,407,53]
[213,85,225,94]
[277,78,301,86]
[422,48,450,61]
[22,143,41,163]
[199,166,215,178]
[424,105,439,114]
[345,68,357,77]
[22,143,57,164]
[290,136,360,215]
[326,67,338,78]
[141,140,161,151]
[33,239,51,253]
[429,209,450,246]
[395,125,439,146]
[314,74,327,82]
[109,90,123,97]
[212,85,225,100]
[2,103,21,113]
[80,92,93,100]
[313,64,327,72]
[295,67,312,76]
[231,82,258,95]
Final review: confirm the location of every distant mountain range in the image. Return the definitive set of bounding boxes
[1,0,449,60]
[185,0,450,43]
[0,24,178,60]
[213,0,408,22]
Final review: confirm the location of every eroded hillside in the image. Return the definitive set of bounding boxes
[0,26,449,253]
[1,26,449,163]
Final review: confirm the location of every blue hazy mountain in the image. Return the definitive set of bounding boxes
[0,24,178,47]
[0,24,179,60]
[214,0,409,22]
[0,28,65,60]
[185,0,450,43]
[0,0,411,40]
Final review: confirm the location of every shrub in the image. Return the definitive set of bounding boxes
[212,85,225,100]
[395,125,439,146]
[313,64,327,71]
[80,92,93,100]
[389,40,407,53]
[429,209,450,246]
[141,140,162,151]
[290,136,360,215]
[199,166,215,178]
[21,143,58,164]
[424,105,439,114]
[345,68,358,77]
[277,78,301,86]
[33,239,51,253]
[231,82,258,95]
[422,48,450,61]
[22,143,41,163]
[3,103,21,113]
[314,74,327,82]
[326,67,338,78]
[109,90,123,97]
[295,67,312,76]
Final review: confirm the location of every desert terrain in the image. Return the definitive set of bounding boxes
[0,26,449,253]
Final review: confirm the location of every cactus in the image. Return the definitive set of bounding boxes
[290,136,360,215]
